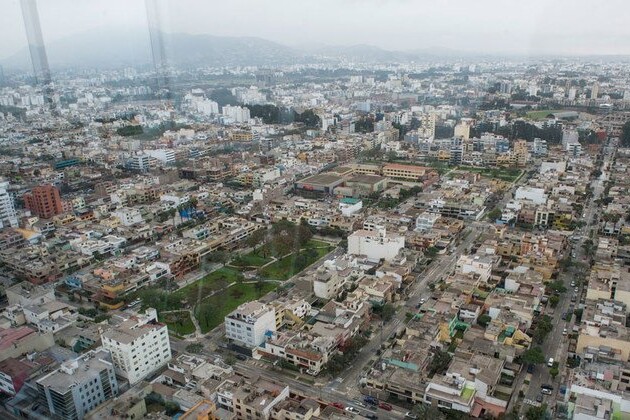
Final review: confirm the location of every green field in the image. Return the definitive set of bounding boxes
[195,282,277,333]
[159,310,195,336]
[258,240,334,280]
[173,267,243,305]
[230,251,272,268]
[525,109,565,121]
[455,166,522,182]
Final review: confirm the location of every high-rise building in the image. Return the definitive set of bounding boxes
[0,181,18,229]
[591,82,599,99]
[100,308,171,385]
[23,185,63,219]
[36,349,119,420]
[418,113,436,140]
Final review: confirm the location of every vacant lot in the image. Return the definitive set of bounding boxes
[457,166,522,182]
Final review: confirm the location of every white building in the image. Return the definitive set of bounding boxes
[112,207,143,226]
[347,229,405,262]
[415,212,440,232]
[224,301,276,348]
[339,199,363,217]
[418,113,436,140]
[514,187,547,205]
[100,308,171,385]
[0,181,18,229]
[126,155,151,172]
[222,105,251,123]
[145,149,176,165]
[36,349,119,420]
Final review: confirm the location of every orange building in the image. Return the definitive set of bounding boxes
[23,185,63,219]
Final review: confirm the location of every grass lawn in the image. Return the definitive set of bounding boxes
[526,109,565,120]
[259,242,334,280]
[173,267,243,305]
[160,310,195,336]
[194,282,277,333]
[456,166,522,182]
[231,250,272,267]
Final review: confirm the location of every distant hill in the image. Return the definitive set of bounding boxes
[1,29,303,70]
[2,29,513,71]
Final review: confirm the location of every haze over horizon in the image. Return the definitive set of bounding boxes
[2,0,630,63]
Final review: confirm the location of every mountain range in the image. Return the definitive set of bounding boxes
[1,29,479,71]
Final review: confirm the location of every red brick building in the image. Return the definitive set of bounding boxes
[23,185,63,219]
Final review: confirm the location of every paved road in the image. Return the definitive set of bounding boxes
[517,146,613,416]
[233,361,407,419]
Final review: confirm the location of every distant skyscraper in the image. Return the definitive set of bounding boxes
[0,65,5,86]
[20,0,50,85]
[591,82,599,99]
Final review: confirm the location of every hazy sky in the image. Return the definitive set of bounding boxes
[2,0,630,59]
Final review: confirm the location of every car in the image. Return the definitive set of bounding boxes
[571,281,576,287]
[536,394,544,403]
[563,328,568,335]
[527,364,535,373]
[331,403,344,409]
[345,406,360,414]
[364,396,378,405]
[378,402,393,411]
[404,413,419,420]
[575,287,579,292]
[419,298,426,304]
[365,415,378,420]
[547,358,554,367]
[541,384,554,391]
[236,354,247,361]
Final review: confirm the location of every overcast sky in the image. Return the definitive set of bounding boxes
[2,0,630,60]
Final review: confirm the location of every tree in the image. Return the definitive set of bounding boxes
[550,366,559,379]
[520,346,546,366]
[547,280,567,294]
[380,303,396,322]
[413,403,445,420]
[254,279,266,297]
[549,295,560,308]
[486,207,502,221]
[525,404,547,420]
[477,314,492,328]
[429,350,452,376]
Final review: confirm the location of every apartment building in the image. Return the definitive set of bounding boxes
[225,301,276,348]
[100,308,171,385]
[0,181,18,229]
[36,349,119,420]
[23,185,64,219]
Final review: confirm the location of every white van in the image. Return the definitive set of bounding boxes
[547,358,554,367]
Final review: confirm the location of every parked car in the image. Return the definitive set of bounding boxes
[364,396,378,405]
[365,415,378,420]
[563,328,568,335]
[345,406,360,414]
[536,394,543,403]
[378,402,393,411]
[547,358,554,367]
[236,354,247,361]
[331,403,344,409]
